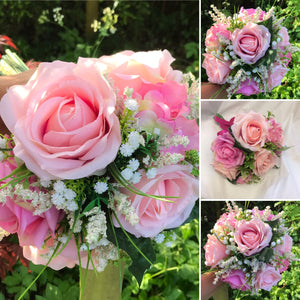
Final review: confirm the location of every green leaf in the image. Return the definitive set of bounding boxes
[64,286,79,299]
[45,283,63,300]
[35,296,46,300]
[4,274,22,286]
[106,220,155,285]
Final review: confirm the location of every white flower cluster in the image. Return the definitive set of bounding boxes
[121,158,142,184]
[120,131,143,157]
[182,73,199,121]
[110,190,139,225]
[94,181,108,194]
[155,152,184,168]
[209,5,231,25]
[51,181,78,211]
[0,137,6,162]
[161,135,190,148]
[92,242,119,272]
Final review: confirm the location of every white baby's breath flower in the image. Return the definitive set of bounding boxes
[146,168,157,179]
[94,181,108,194]
[131,171,142,184]
[124,99,139,112]
[128,158,139,171]
[121,168,133,181]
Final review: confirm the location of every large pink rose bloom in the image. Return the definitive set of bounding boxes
[113,164,198,238]
[205,24,231,50]
[234,217,272,256]
[0,59,121,180]
[253,149,278,177]
[231,111,269,151]
[0,160,64,248]
[204,234,228,268]
[98,50,183,95]
[254,265,281,291]
[211,161,239,181]
[211,131,245,168]
[232,22,271,64]
[222,269,251,291]
[202,54,232,84]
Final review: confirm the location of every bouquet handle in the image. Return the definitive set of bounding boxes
[81,262,125,300]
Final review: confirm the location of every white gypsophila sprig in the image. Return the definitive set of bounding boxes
[209,4,231,25]
[161,135,190,148]
[92,242,119,272]
[67,212,82,233]
[155,152,184,168]
[94,181,108,194]
[120,131,142,157]
[0,186,13,204]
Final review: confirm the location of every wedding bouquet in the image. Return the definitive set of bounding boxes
[211,111,288,184]
[202,6,298,98]
[204,201,295,293]
[0,49,199,295]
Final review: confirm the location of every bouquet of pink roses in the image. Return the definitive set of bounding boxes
[0,49,199,297]
[202,6,299,98]
[211,111,288,184]
[204,201,295,293]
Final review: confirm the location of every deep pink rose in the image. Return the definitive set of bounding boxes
[277,27,290,49]
[267,63,289,91]
[254,266,281,291]
[222,269,251,291]
[0,59,121,180]
[211,160,239,181]
[267,117,284,146]
[205,24,231,49]
[211,131,245,168]
[275,234,293,256]
[113,164,198,238]
[204,234,228,268]
[234,217,272,256]
[97,50,183,95]
[138,80,189,120]
[202,54,232,84]
[235,79,261,96]
[215,212,237,230]
[253,149,278,177]
[238,7,266,21]
[0,159,64,248]
[231,111,268,151]
[232,22,271,64]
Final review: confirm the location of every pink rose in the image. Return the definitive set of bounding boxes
[277,258,290,273]
[0,59,121,180]
[236,175,252,184]
[231,111,269,151]
[23,236,90,270]
[277,27,290,49]
[204,234,228,268]
[211,131,245,168]
[211,160,239,181]
[232,22,271,64]
[238,7,266,21]
[267,63,289,91]
[205,24,231,50]
[234,217,272,256]
[235,79,261,96]
[275,234,293,256]
[215,212,237,231]
[138,80,189,120]
[98,50,183,95]
[254,265,281,291]
[202,54,232,84]
[0,159,64,248]
[222,269,251,291]
[113,164,198,238]
[253,149,278,177]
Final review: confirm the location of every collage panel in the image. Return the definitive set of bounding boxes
[200,200,300,300]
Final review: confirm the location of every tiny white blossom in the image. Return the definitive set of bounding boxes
[128,131,140,149]
[153,128,160,135]
[124,98,139,111]
[121,168,133,180]
[94,182,108,194]
[64,189,76,201]
[120,143,135,157]
[146,168,157,179]
[154,233,165,244]
[0,152,5,162]
[53,181,66,193]
[131,171,142,184]
[128,158,139,171]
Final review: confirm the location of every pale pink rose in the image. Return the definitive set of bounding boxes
[253,149,278,177]
[202,54,232,84]
[275,234,293,256]
[0,59,121,180]
[138,80,189,120]
[231,111,269,151]
[222,269,251,291]
[97,50,183,95]
[235,79,261,96]
[204,234,228,268]
[238,7,266,21]
[23,236,91,270]
[211,160,239,181]
[267,63,289,91]
[232,22,271,64]
[113,164,198,238]
[234,217,272,256]
[205,24,231,49]
[214,212,237,234]
[254,265,281,291]
[211,131,245,168]
[236,175,252,184]
[267,117,284,146]
[277,27,290,49]
[0,159,64,248]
